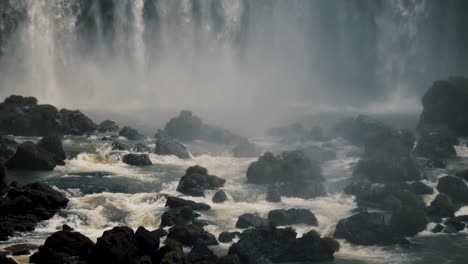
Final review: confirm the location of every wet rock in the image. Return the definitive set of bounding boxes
[0,256,17,264]
[0,165,6,194]
[37,134,66,165]
[266,185,281,202]
[268,209,318,226]
[218,232,241,243]
[5,142,56,170]
[111,141,129,151]
[167,224,218,246]
[455,169,468,182]
[413,125,458,159]
[0,137,17,165]
[59,109,97,135]
[122,153,152,166]
[165,196,211,211]
[231,138,259,158]
[426,194,459,222]
[187,242,218,264]
[335,211,408,245]
[236,213,267,229]
[212,190,228,203]
[155,136,190,159]
[229,224,338,264]
[437,176,468,205]
[431,224,444,233]
[390,206,427,236]
[119,126,146,140]
[4,244,38,256]
[418,76,468,137]
[406,181,433,195]
[30,230,94,264]
[353,156,421,183]
[98,120,119,133]
[160,206,199,228]
[84,226,139,264]
[153,238,188,264]
[164,110,203,141]
[135,226,160,254]
[443,217,465,233]
[133,143,149,153]
[246,150,323,189]
[176,166,226,197]
[199,124,240,145]
[151,228,168,238]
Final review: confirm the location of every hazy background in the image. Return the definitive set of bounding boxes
[0,0,467,135]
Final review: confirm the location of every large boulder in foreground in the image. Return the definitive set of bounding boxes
[335,211,408,245]
[37,134,66,165]
[29,230,94,264]
[122,153,152,166]
[98,120,119,133]
[176,165,226,197]
[437,176,468,205]
[155,135,191,159]
[59,109,97,135]
[5,142,56,170]
[229,224,339,264]
[418,76,468,136]
[119,126,146,140]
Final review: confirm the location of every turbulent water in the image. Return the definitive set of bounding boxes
[1,134,468,264]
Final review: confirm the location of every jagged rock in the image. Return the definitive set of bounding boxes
[29,230,94,264]
[160,206,199,228]
[155,136,190,159]
[426,194,459,222]
[135,226,160,254]
[59,109,97,135]
[5,142,56,170]
[229,224,338,264]
[98,120,119,133]
[418,76,468,136]
[335,211,408,245]
[437,176,468,205]
[235,213,267,229]
[218,232,241,243]
[167,224,218,246]
[122,154,152,166]
[119,126,146,140]
[414,125,458,159]
[231,139,259,158]
[176,166,226,197]
[165,197,211,211]
[266,185,281,202]
[37,134,66,165]
[212,190,228,203]
[267,209,318,226]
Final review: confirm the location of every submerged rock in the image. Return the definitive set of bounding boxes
[268,209,318,226]
[418,76,468,136]
[231,138,259,158]
[155,135,190,159]
[98,120,119,133]
[29,230,94,264]
[176,165,226,197]
[119,126,146,140]
[212,190,228,203]
[37,134,66,165]
[5,142,56,170]
[122,153,152,166]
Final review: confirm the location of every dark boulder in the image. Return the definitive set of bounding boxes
[235,213,267,229]
[133,143,149,153]
[443,217,466,233]
[212,190,228,203]
[413,125,457,159]
[0,137,17,165]
[217,255,241,264]
[122,154,152,166]
[199,124,240,145]
[98,120,119,133]
[84,226,139,264]
[246,150,323,184]
[218,232,241,243]
[155,136,190,159]
[390,206,427,236]
[187,243,218,264]
[5,142,56,170]
[0,165,6,194]
[426,194,459,222]
[4,244,39,256]
[231,139,259,158]
[59,109,97,135]
[111,141,129,151]
[37,134,66,165]
[353,156,421,183]
[229,224,338,264]
[167,224,218,246]
[418,76,468,136]
[437,176,468,205]
[265,185,281,202]
[176,166,226,197]
[455,169,468,182]
[135,226,160,255]
[267,208,318,226]
[335,211,408,245]
[165,196,211,211]
[152,228,168,238]
[119,126,146,140]
[431,224,444,233]
[0,256,17,264]
[160,206,199,228]
[30,230,94,264]
[164,110,203,141]
[406,181,433,195]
